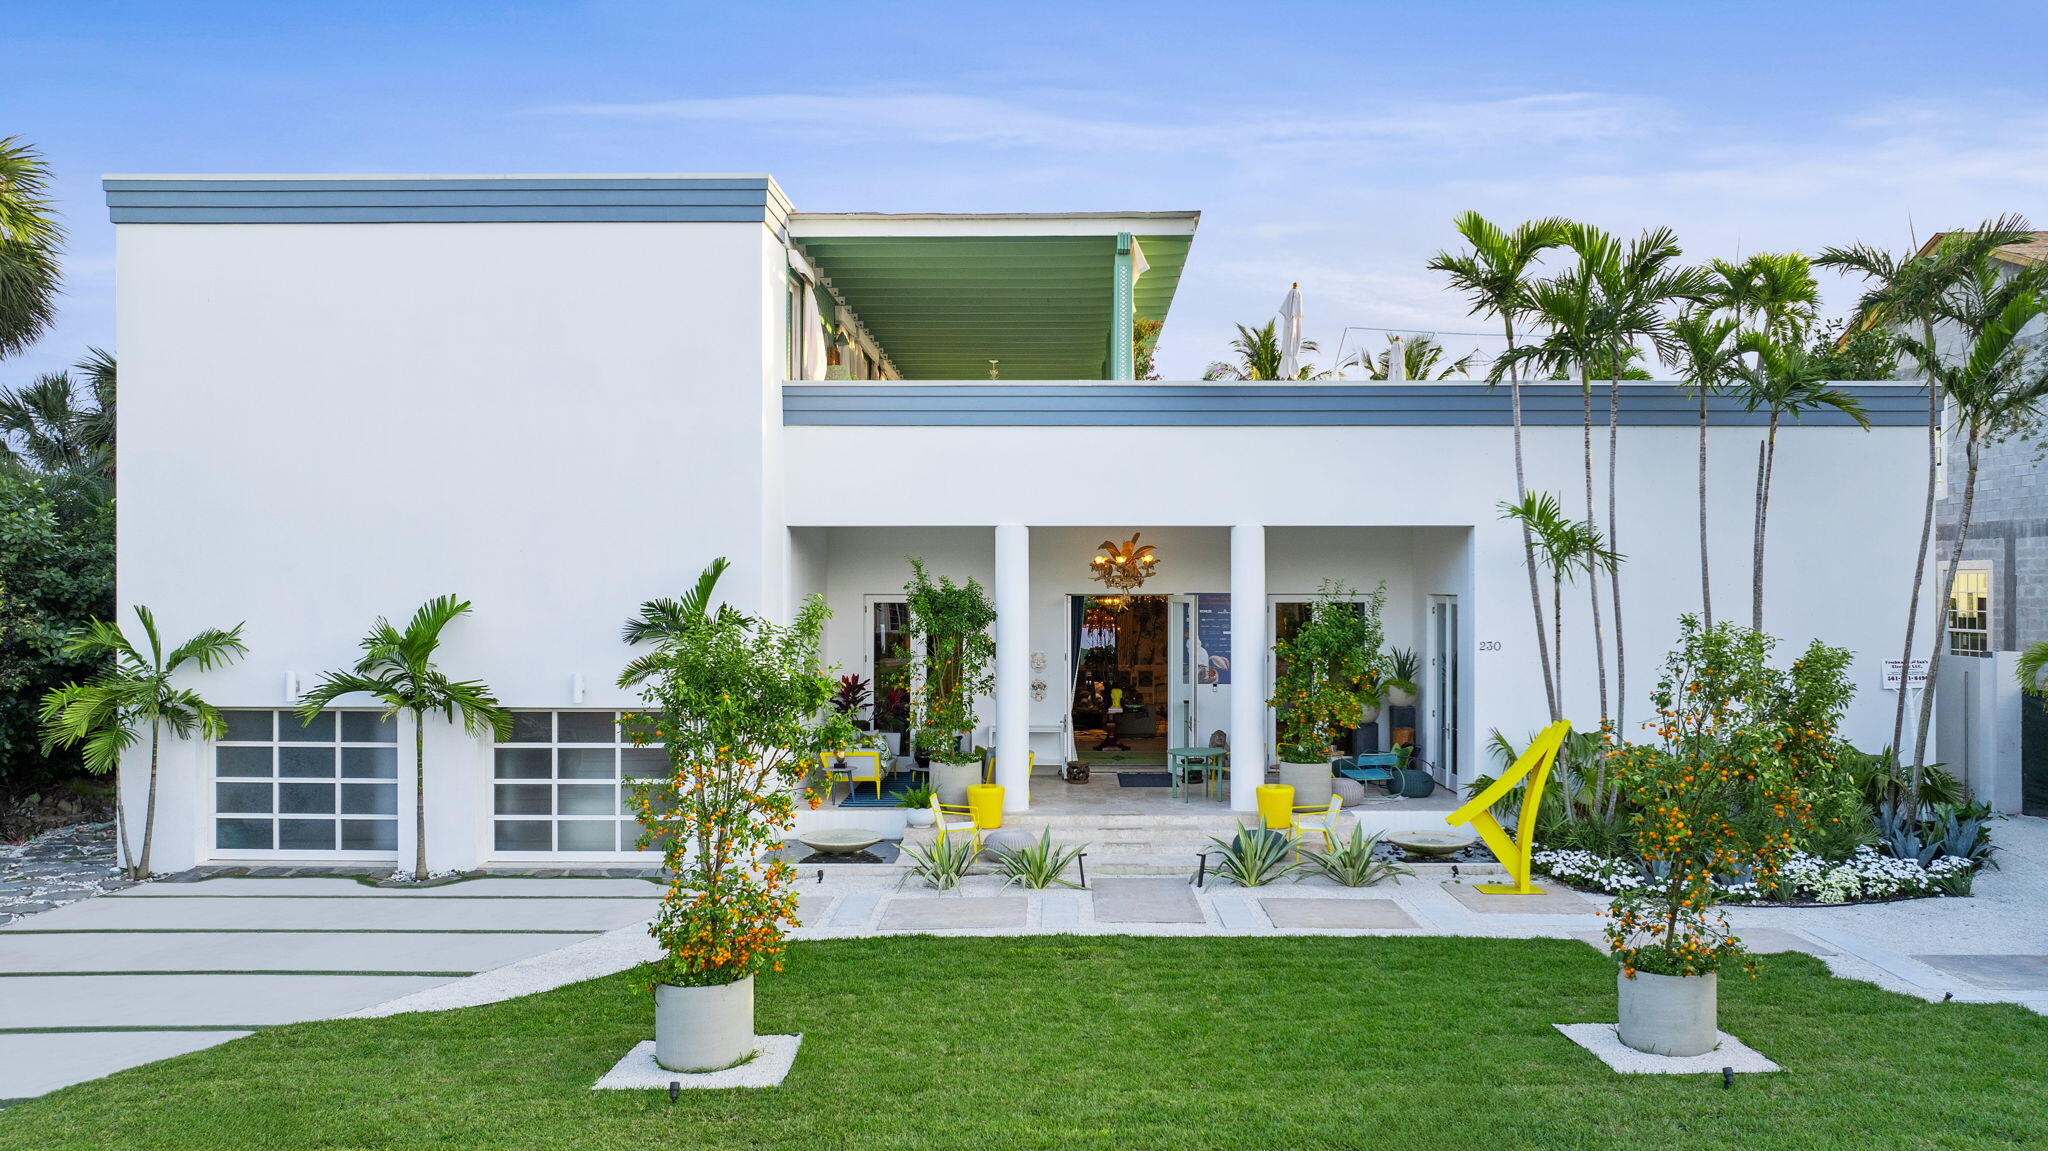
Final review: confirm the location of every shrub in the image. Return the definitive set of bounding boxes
[1203,826,1298,887]
[1269,580,1390,762]
[988,829,1087,890]
[1294,826,1412,887]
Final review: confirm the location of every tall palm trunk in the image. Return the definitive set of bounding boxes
[1553,571,1565,695]
[413,716,428,878]
[1698,384,1712,627]
[1750,412,1781,633]
[134,723,160,880]
[1894,320,1941,757]
[1580,376,1609,723]
[1914,432,1979,786]
[1607,372,1626,735]
[1505,318,1560,721]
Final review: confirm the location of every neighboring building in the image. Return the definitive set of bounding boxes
[105,173,1933,873]
[1931,232,2048,655]
[1922,231,2048,814]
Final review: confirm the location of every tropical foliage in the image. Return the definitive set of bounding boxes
[39,607,247,877]
[898,558,996,766]
[1202,320,1325,380]
[1269,580,1390,763]
[627,588,851,984]
[1342,333,1475,380]
[0,136,63,358]
[299,595,510,879]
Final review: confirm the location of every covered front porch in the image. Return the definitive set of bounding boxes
[787,523,1473,837]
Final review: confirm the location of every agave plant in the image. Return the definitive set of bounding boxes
[901,833,978,890]
[988,829,1088,890]
[1928,801,2000,868]
[1202,825,1297,887]
[1294,826,1413,888]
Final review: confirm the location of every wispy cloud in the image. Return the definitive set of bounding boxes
[538,89,1667,157]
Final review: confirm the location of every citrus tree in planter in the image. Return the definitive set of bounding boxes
[1270,580,1391,805]
[901,558,996,805]
[1602,616,1824,1056]
[622,579,853,1072]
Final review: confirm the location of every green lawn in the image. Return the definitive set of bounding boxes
[3,935,2043,1150]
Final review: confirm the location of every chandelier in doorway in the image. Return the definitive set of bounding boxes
[1089,533,1158,592]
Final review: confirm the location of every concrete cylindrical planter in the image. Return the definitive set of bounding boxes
[1277,760,1333,807]
[655,976,755,1072]
[931,761,980,806]
[904,806,936,828]
[1387,687,1418,708]
[1616,968,1718,1057]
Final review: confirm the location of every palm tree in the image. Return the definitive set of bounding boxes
[2018,640,2048,698]
[1203,320,1325,380]
[1343,333,1478,381]
[1432,213,1571,719]
[38,607,247,878]
[1662,308,1746,627]
[0,348,115,485]
[1588,229,1711,735]
[1497,233,1612,725]
[619,557,736,686]
[1900,265,2048,781]
[0,137,63,358]
[1817,216,2033,755]
[1499,493,1620,715]
[298,595,509,879]
[1730,332,1872,630]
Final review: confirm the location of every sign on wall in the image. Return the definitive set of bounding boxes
[1197,594,1231,684]
[1883,659,1930,691]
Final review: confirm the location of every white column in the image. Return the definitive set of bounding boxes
[1229,523,1266,812]
[994,523,1032,812]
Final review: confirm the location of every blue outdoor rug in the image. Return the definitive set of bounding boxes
[836,771,925,808]
[1116,772,1172,788]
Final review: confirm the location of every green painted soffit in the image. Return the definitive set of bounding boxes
[795,234,1192,380]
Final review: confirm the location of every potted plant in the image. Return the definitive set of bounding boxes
[621,563,854,1072]
[1270,581,1392,806]
[1603,617,1817,1056]
[898,785,938,827]
[901,558,996,806]
[1386,647,1421,708]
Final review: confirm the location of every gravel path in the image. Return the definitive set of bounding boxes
[0,821,132,925]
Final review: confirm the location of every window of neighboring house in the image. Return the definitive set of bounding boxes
[492,711,666,854]
[1947,564,1993,656]
[214,710,398,853]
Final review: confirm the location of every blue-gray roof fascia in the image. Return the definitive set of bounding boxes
[104,177,780,224]
[783,383,1931,428]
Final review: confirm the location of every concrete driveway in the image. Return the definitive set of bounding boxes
[0,876,659,1102]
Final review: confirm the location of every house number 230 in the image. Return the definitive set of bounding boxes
[1477,641,1503,652]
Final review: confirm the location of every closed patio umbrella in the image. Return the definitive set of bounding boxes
[1276,282,1303,380]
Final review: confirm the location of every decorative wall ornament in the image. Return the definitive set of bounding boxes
[1031,679,1047,702]
[1030,651,1047,672]
[1089,534,1159,591]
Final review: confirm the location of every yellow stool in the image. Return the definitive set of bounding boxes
[966,783,1006,830]
[1257,783,1295,830]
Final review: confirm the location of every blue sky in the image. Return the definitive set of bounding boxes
[6,0,2046,379]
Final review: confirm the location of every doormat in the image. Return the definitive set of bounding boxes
[1117,772,1172,788]
[836,771,923,808]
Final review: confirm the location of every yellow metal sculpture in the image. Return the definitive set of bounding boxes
[1444,719,1572,894]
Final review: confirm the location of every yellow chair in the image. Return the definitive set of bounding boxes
[984,751,1035,785]
[819,749,885,802]
[929,793,983,852]
[1286,794,1346,852]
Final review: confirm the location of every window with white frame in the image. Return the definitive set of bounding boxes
[1948,564,1992,656]
[493,711,666,853]
[214,710,398,852]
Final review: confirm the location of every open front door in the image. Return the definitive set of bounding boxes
[1429,595,1460,786]
[1167,594,1199,748]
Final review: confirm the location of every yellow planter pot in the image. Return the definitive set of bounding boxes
[966,783,1005,829]
[1256,783,1295,830]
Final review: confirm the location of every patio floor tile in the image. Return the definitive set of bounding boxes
[877,897,1026,931]
[1259,897,1418,929]
[1441,882,1595,915]
[1090,879,1203,924]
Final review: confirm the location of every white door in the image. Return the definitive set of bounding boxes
[1428,596,1460,786]
[1167,594,1198,748]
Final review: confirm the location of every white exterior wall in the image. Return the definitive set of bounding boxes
[786,422,1933,761]
[116,220,782,870]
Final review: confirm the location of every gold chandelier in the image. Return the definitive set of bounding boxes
[1089,534,1158,591]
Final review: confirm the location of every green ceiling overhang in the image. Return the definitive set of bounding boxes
[794,232,1193,380]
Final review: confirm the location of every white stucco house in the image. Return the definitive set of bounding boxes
[104,173,1933,873]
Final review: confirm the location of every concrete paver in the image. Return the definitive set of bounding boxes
[1259,897,1417,930]
[0,973,456,1029]
[877,897,1026,931]
[0,1032,254,1101]
[1091,879,1204,924]
[5,894,653,933]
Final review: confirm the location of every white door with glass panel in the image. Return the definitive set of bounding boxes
[1428,596,1460,786]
